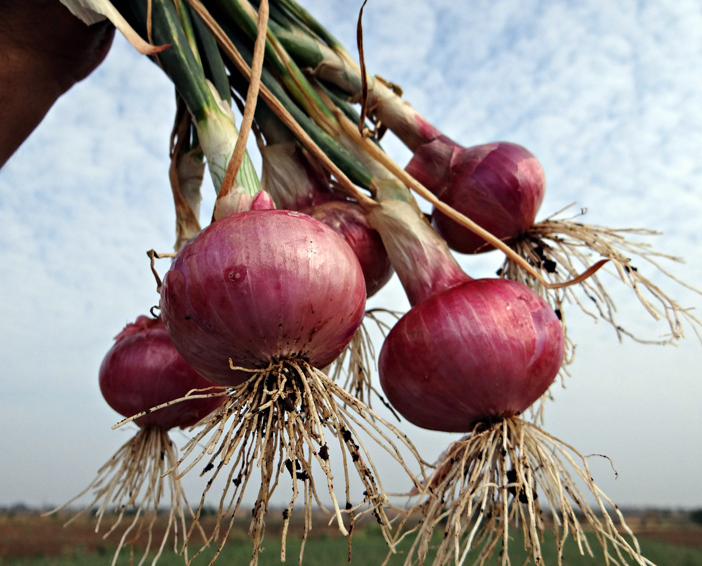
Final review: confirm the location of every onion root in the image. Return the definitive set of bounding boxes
[387,417,653,566]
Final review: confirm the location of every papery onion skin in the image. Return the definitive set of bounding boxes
[310,201,393,298]
[378,279,564,432]
[160,209,367,386]
[99,316,224,429]
[262,141,343,212]
[406,139,546,254]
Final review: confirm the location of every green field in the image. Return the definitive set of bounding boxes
[3,525,702,566]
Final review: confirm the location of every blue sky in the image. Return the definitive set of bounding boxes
[1,0,701,511]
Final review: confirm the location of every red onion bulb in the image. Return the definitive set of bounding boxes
[379,279,564,432]
[406,139,546,254]
[99,316,224,429]
[160,209,367,386]
[310,201,393,297]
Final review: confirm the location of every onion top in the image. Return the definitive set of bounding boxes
[310,201,393,297]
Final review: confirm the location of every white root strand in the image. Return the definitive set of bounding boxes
[388,417,654,566]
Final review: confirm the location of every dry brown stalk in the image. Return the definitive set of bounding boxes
[174,358,425,566]
[387,417,654,566]
[44,427,204,566]
[168,99,204,252]
[499,211,702,346]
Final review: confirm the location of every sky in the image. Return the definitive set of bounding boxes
[1,0,701,515]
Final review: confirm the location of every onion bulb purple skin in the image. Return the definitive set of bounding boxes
[160,208,367,386]
[372,98,547,255]
[406,136,546,255]
[99,315,224,429]
[310,201,393,297]
[378,278,564,432]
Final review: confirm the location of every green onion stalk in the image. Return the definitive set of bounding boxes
[207,0,412,191]
[115,0,260,196]
[216,11,428,220]
[262,0,422,145]
[208,0,565,311]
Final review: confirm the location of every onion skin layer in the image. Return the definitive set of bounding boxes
[378,279,564,432]
[99,316,224,429]
[406,139,546,254]
[161,209,367,386]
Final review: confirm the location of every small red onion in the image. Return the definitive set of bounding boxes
[310,201,393,297]
[406,139,546,254]
[160,209,367,386]
[357,92,546,255]
[379,278,564,432]
[99,316,224,429]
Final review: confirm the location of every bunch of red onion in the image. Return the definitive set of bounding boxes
[47,315,224,565]
[49,4,678,565]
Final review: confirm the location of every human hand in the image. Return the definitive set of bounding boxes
[0,0,115,168]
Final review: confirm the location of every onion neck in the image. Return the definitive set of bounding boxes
[367,181,471,306]
[212,186,275,221]
[369,80,444,152]
[256,104,343,211]
[310,50,444,153]
[196,83,261,195]
[260,140,343,212]
[404,134,458,197]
